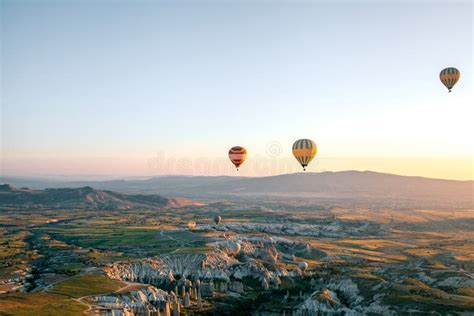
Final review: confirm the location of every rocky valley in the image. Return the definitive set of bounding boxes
[0,176,473,315]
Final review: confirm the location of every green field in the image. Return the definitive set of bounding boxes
[0,292,86,316]
[48,274,125,298]
[45,225,204,257]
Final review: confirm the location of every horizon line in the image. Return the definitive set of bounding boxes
[1,169,472,182]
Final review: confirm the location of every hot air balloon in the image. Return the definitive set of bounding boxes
[187,221,196,230]
[298,261,308,271]
[292,139,317,171]
[229,241,241,255]
[228,146,247,171]
[213,215,221,225]
[440,67,460,92]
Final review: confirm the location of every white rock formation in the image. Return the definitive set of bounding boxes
[105,247,288,293]
[296,280,395,315]
[197,221,382,238]
[326,278,363,306]
[92,286,170,315]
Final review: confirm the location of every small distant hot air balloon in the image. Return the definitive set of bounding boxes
[229,241,241,255]
[228,146,247,171]
[187,221,196,230]
[440,67,460,92]
[213,215,222,225]
[292,139,317,171]
[299,261,308,271]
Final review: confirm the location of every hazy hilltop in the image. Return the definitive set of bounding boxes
[225,171,472,197]
[1,171,472,209]
[0,184,200,210]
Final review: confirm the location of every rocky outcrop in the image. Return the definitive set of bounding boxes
[325,278,363,306]
[105,252,239,285]
[105,259,176,285]
[196,221,383,238]
[92,286,170,315]
[105,253,284,294]
[104,235,306,296]
[298,288,346,314]
[296,279,395,315]
[92,283,209,316]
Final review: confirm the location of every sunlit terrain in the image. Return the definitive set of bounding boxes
[0,184,473,315]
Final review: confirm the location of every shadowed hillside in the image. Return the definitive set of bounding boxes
[0,184,200,210]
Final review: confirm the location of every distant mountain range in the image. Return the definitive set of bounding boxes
[1,171,473,209]
[0,184,201,210]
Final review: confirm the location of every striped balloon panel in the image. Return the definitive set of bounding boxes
[292,139,317,168]
[229,146,247,168]
[439,67,460,91]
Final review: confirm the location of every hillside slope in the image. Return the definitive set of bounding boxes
[0,184,200,209]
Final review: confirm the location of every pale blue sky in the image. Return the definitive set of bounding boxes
[1,0,472,179]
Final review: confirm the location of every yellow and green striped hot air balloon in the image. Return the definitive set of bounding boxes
[439,67,460,92]
[292,139,317,171]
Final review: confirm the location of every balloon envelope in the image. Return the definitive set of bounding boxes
[229,241,241,255]
[187,221,196,230]
[214,215,222,225]
[440,67,460,92]
[299,261,308,271]
[292,139,317,171]
[229,146,247,170]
